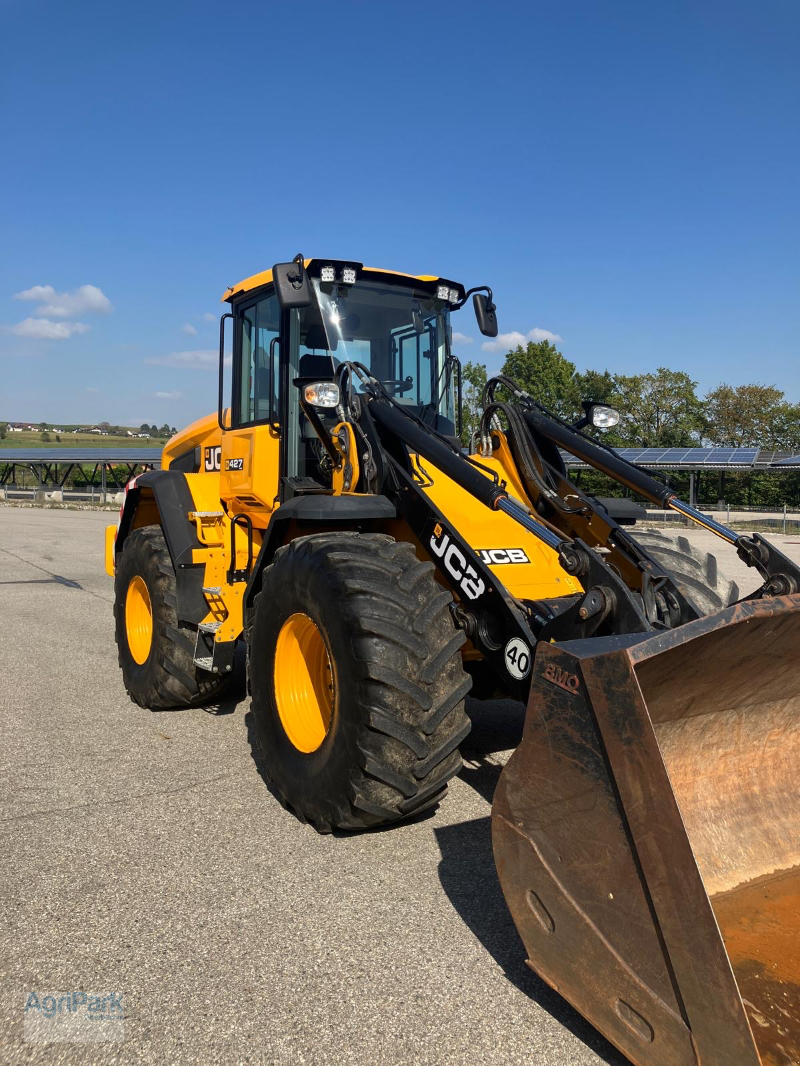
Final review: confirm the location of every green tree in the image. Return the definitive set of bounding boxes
[0,423,6,440]
[610,368,704,447]
[149,424,159,436]
[500,340,578,418]
[459,361,488,447]
[770,403,800,451]
[40,431,51,442]
[574,369,616,407]
[704,383,786,447]
[159,423,172,437]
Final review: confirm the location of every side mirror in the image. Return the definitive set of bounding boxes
[273,257,312,308]
[473,293,498,338]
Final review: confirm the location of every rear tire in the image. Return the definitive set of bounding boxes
[629,527,739,616]
[114,526,230,709]
[249,532,472,832]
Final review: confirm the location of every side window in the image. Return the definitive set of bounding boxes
[238,293,280,425]
[396,327,434,407]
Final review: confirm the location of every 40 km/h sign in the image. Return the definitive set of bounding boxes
[504,637,531,679]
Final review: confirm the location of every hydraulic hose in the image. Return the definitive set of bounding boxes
[521,409,677,508]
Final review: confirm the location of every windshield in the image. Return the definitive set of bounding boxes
[299,278,455,428]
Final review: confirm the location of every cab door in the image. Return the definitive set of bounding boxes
[220,289,282,522]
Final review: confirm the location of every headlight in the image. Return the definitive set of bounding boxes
[341,266,357,285]
[304,382,340,408]
[448,287,459,304]
[320,265,335,283]
[588,404,620,428]
[436,284,450,300]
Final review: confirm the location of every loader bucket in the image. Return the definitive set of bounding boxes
[492,595,800,1066]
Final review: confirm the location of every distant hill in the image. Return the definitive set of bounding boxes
[0,421,176,449]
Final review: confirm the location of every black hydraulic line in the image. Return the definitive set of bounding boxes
[521,409,676,508]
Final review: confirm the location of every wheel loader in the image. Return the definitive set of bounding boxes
[106,255,799,1066]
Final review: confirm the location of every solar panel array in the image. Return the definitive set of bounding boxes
[561,447,800,469]
[613,447,760,467]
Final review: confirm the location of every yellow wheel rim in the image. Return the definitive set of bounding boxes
[125,575,153,665]
[274,613,334,753]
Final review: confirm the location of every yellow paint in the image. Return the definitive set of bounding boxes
[331,422,360,495]
[220,423,280,515]
[125,575,153,665]
[192,543,247,644]
[104,524,117,576]
[273,613,334,753]
[162,409,223,470]
[416,441,582,601]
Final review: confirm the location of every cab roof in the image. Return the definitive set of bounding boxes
[221,259,444,303]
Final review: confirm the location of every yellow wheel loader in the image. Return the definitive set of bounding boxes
[107,255,799,1066]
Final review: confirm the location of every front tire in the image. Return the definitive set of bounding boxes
[114,526,229,709]
[249,532,472,832]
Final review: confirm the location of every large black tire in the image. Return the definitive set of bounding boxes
[114,526,230,709]
[628,527,739,616]
[249,532,472,832]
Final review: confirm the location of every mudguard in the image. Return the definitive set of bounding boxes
[115,469,206,624]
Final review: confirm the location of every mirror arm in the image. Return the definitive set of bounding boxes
[455,284,495,311]
[288,251,306,287]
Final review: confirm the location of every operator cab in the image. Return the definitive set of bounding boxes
[220,257,496,511]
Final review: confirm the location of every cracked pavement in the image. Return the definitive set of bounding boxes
[5,507,792,1064]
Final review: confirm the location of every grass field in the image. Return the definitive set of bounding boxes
[0,429,168,449]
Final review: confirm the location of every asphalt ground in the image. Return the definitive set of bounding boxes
[2,508,798,1065]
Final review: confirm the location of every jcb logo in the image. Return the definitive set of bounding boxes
[543,662,580,695]
[430,523,485,601]
[477,548,530,565]
[203,446,221,472]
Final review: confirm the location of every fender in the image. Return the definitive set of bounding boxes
[116,469,207,624]
[243,494,396,613]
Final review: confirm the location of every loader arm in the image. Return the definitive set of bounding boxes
[359,389,657,694]
[481,375,800,603]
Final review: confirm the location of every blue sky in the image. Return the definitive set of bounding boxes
[1,0,797,427]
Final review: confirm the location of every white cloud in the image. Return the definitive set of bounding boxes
[181,322,198,336]
[14,284,112,318]
[481,327,563,353]
[9,317,90,340]
[145,349,221,370]
[202,312,216,322]
[156,390,183,400]
[452,331,474,345]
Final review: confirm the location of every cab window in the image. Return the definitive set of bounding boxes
[237,292,280,426]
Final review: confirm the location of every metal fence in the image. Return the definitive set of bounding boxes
[645,508,800,535]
